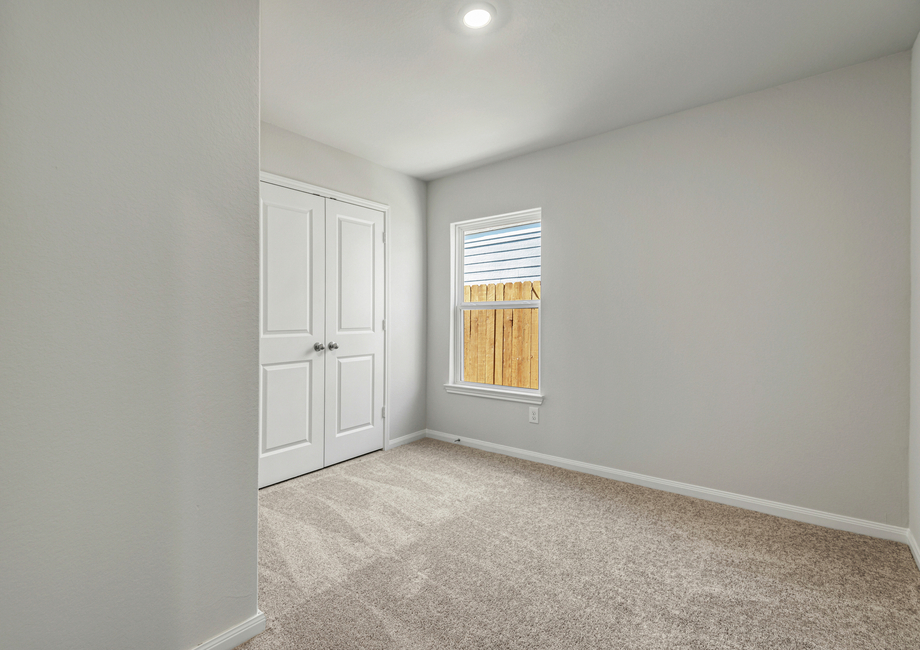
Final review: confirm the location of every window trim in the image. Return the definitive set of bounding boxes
[444,208,543,404]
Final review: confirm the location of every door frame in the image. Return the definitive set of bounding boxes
[259,171,392,452]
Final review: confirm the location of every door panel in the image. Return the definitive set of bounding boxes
[324,200,385,466]
[262,362,312,451]
[265,205,313,332]
[336,355,374,433]
[337,217,375,331]
[258,182,326,487]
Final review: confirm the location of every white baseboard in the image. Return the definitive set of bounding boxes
[425,430,911,545]
[192,610,266,650]
[908,529,920,572]
[387,429,428,450]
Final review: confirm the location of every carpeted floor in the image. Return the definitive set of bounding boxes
[241,438,920,649]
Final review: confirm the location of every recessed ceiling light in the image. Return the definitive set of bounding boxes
[462,4,494,29]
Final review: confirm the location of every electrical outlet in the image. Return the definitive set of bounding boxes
[529,406,539,424]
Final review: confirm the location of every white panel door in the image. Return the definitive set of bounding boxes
[324,199,386,466]
[258,182,326,487]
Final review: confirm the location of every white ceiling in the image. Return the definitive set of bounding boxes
[261,0,920,180]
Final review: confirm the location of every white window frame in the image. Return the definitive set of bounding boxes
[444,208,543,404]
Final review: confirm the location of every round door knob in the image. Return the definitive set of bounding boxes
[313,342,325,352]
[328,341,339,350]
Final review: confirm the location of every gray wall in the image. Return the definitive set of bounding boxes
[261,123,428,440]
[0,3,260,649]
[911,34,920,544]
[428,52,911,526]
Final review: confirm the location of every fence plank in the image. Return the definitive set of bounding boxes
[493,317,503,384]
[511,282,524,386]
[494,284,504,381]
[530,308,539,388]
[523,282,533,386]
[493,284,503,383]
[480,311,489,383]
[479,285,490,382]
[484,284,496,383]
[529,283,539,388]
[521,284,532,388]
[463,286,469,380]
[469,285,477,380]
[463,286,471,381]
[470,307,480,382]
[502,303,513,385]
[502,282,513,385]
[469,285,476,381]
[522,281,534,388]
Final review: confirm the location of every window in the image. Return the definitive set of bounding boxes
[445,208,543,404]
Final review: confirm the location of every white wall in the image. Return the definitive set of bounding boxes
[428,53,911,526]
[260,122,428,440]
[0,3,260,649]
[910,34,920,549]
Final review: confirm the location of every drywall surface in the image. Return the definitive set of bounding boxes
[261,123,428,440]
[428,53,911,526]
[0,3,260,649]
[911,35,920,544]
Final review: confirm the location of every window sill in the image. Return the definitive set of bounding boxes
[443,383,544,405]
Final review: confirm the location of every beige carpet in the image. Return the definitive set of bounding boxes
[241,439,920,649]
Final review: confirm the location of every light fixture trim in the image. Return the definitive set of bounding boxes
[460,3,495,30]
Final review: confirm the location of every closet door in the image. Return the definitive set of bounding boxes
[324,199,386,466]
[258,182,326,488]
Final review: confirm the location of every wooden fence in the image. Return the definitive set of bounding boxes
[463,280,540,389]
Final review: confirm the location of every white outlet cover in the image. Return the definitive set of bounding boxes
[529,406,539,424]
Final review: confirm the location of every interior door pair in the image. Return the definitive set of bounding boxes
[258,181,385,488]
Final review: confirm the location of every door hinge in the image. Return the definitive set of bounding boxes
[382,319,386,331]
[382,231,386,243]
[381,406,386,418]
